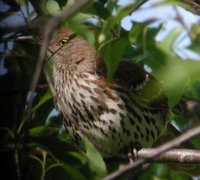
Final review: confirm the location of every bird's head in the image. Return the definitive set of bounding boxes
[48,27,100,73]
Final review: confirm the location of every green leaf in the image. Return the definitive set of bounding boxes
[33,90,52,112]
[31,135,81,164]
[192,136,200,149]
[93,2,110,19]
[56,0,68,9]
[157,60,200,108]
[104,38,128,82]
[129,22,146,44]
[144,27,200,108]
[29,126,59,137]
[68,151,87,164]
[167,77,191,108]
[30,0,73,15]
[45,0,62,15]
[66,19,95,45]
[159,28,182,58]
[169,166,192,180]
[103,0,147,33]
[60,163,87,180]
[84,139,107,178]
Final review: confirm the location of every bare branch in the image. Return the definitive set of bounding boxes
[106,148,200,164]
[138,148,200,163]
[181,0,200,14]
[103,124,200,180]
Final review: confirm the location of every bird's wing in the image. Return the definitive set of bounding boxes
[97,60,168,110]
[113,61,168,117]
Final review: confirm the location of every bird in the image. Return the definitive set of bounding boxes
[48,27,168,157]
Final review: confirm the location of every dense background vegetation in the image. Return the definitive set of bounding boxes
[1,0,200,179]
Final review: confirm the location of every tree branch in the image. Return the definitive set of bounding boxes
[138,148,200,163]
[180,0,200,14]
[103,124,200,180]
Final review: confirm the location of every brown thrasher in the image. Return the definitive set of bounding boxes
[48,28,168,157]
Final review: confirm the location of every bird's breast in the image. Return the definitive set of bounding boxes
[54,71,166,156]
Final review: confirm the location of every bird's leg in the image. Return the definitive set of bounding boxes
[128,142,140,163]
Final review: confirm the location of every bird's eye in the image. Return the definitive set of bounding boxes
[59,38,69,46]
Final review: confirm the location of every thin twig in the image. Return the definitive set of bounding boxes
[103,124,200,180]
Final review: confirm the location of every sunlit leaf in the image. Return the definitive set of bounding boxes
[66,19,95,45]
[84,139,107,178]
[158,28,182,58]
[104,37,128,82]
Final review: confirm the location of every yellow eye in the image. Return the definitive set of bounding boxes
[59,38,69,46]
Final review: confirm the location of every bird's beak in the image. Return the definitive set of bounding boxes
[15,35,54,58]
[15,35,34,41]
[15,35,42,46]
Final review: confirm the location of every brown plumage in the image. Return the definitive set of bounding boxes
[48,27,168,157]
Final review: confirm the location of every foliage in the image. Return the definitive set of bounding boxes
[0,0,200,179]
